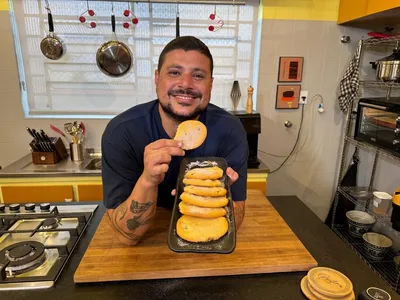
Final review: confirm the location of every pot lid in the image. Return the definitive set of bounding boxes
[377,47,400,62]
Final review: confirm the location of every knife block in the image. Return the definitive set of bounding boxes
[31,137,68,165]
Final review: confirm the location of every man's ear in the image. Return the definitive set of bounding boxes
[154,70,159,85]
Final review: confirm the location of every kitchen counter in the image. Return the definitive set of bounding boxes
[1,194,398,300]
[0,153,270,177]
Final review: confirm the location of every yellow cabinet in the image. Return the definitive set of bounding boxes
[338,0,400,25]
[77,184,103,202]
[1,185,74,203]
[367,0,400,15]
[338,0,368,24]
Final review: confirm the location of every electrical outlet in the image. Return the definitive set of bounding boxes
[299,91,308,104]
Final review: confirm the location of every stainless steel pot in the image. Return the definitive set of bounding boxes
[372,47,400,82]
[40,11,66,60]
[96,14,132,78]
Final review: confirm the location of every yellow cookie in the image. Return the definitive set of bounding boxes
[185,167,224,180]
[176,215,228,242]
[180,192,228,208]
[179,201,227,218]
[184,186,227,197]
[174,120,207,150]
[183,178,222,187]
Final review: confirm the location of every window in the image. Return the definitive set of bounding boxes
[10,0,260,118]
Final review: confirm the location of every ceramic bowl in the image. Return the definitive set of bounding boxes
[362,232,392,260]
[346,210,376,238]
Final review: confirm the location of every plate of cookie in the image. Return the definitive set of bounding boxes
[168,156,236,254]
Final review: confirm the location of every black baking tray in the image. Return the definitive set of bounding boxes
[167,157,236,254]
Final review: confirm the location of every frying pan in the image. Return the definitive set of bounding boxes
[96,10,132,77]
[40,3,66,60]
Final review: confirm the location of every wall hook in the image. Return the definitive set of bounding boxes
[341,36,350,43]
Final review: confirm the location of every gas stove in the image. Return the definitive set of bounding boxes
[0,202,98,291]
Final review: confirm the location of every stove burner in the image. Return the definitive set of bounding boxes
[42,218,59,230]
[0,241,46,275]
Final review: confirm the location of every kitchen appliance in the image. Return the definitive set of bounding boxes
[354,98,400,156]
[229,111,261,168]
[370,43,400,82]
[0,203,98,290]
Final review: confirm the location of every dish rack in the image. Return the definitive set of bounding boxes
[330,35,400,294]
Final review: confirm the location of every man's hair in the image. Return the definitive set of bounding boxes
[157,36,214,75]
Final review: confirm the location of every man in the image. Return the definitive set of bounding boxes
[102,36,248,246]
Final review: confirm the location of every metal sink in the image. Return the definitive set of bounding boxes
[84,158,102,170]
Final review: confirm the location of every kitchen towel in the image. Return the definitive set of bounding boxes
[338,55,360,113]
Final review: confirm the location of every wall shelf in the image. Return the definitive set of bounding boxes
[362,36,400,46]
[333,225,400,293]
[359,81,400,88]
[338,186,400,237]
[345,137,400,164]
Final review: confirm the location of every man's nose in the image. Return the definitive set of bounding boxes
[178,74,194,88]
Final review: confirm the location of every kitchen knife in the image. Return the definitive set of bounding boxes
[32,129,50,151]
[26,127,43,151]
[26,127,37,141]
[40,129,54,152]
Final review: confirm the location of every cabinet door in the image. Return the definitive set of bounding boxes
[77,184,103,202]
[247,181,267,196]
[367,0,400,15]
[2,185,73,203]
[338,0,368,24]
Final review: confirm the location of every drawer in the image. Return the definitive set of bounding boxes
[2,185,73,203]
[77,184,103,202]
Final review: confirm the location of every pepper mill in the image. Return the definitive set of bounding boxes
[246,85,254,113]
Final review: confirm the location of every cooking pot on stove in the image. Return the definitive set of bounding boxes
[370,43,400,82]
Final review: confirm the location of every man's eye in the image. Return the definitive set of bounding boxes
[168,71,180,76]
[194,74,205,79]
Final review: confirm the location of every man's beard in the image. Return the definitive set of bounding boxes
[160,88,206,122]
[160,101,204,122]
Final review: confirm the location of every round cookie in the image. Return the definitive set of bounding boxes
[183,178,222,187]
[185,167,224,180]
[184,185,227,197]
[180,192,228,208]
[179,201,227,218]
[176,215,229,242]
[174,120,207,150]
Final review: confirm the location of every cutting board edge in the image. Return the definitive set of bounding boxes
[73,260,318,283]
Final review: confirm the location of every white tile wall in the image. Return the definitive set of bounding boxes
[257,19,400,220]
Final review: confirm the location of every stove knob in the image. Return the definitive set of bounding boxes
[394,140,400,145]
[0,204,5,212]
[395,128,400,136]
[9,204,20,211]
[40,203,51,211]
[25,203,36,211]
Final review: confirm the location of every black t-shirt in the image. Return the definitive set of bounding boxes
[101,100,248,209]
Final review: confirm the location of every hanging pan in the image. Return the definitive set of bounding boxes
[96,5,132,78]
[40,0,66,60]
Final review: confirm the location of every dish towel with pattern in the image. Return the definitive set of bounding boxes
[338,55,360,113]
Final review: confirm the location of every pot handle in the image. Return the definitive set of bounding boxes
[111,14,116,33]
[369,61,377,69]
[48,12,54,33]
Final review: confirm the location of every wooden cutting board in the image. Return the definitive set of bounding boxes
[74,189,317,283]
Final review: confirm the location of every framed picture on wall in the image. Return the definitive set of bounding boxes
[275,85,301,109]
[278,57,304,82]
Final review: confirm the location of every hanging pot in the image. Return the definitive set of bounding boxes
[40,7,66,60]
[370,43,400,82]
[96,11,132,77]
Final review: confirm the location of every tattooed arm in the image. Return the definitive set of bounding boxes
[107,176,158,245]
[233,200,246,231]
[107,139,185,246]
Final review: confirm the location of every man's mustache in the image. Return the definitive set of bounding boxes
[168,89,202,99]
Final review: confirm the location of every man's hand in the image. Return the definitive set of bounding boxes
[142,139,185,188]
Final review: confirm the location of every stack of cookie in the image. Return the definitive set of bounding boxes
[176,166,230,243]
[300,267,355,300]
